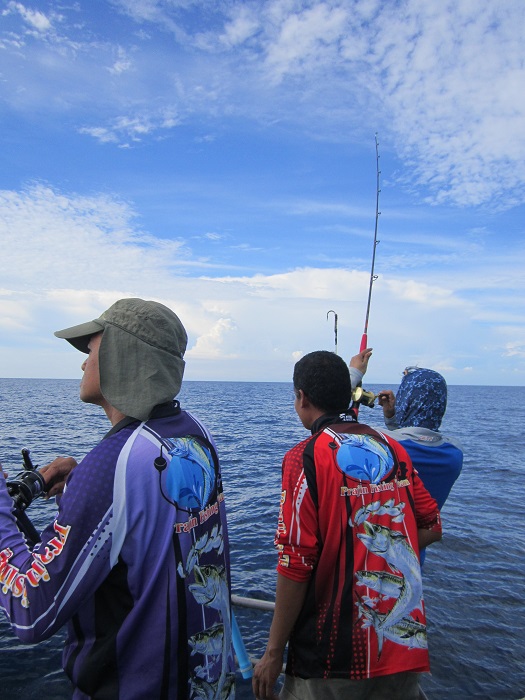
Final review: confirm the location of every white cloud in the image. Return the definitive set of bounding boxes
[188,318,238,358]
[0,184,188,288]
[0,296,32,331]
[369,1,525,206]
[4,2,53,32]
[109,0,174,25]
[264,3,348,83]
[220,8,259,48]
[504,340,525,359]
[78,126,119,144]
[108,46,133,75]
[79,109,181,144]
[384,279,465,309]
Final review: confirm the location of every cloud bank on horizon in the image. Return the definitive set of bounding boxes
[1,0,524,386]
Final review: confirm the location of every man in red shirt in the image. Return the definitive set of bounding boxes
[253,351,442,700]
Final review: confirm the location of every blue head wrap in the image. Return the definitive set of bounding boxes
[395,368,447,431]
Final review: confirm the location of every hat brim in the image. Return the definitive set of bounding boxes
[54,320,105,353]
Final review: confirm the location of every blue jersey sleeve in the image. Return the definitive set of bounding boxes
[0,435,125,642]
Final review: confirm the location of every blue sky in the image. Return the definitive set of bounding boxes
[1,0,524,386]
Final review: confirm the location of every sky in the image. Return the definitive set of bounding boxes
[1,0,524,386]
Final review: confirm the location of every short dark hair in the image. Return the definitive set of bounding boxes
[293,351,351,414]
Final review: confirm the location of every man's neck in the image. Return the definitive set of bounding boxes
[103,403,127,426]
[310,412,335,434]
[310,411,357,434]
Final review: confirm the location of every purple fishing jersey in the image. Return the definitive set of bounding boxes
[0,408,235,699]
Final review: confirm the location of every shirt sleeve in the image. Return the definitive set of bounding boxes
[0,441,119,643]
[274,445,319,583]
[384,412,401,430]
[349,366,363,391]
[411,467,442,533]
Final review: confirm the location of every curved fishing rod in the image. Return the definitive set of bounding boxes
[360,133,381,353]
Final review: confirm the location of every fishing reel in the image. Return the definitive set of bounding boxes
[6,448,47,512]
[351,387,377,408]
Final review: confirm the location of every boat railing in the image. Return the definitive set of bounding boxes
[231,593,275,612]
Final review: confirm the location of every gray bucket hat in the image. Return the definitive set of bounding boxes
[55,298,188,421]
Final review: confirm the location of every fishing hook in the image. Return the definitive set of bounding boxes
[327,310,338,355]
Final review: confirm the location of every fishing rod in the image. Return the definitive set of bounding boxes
[351,135,381,415]
[5,448,47,546]
[360,133,381,353]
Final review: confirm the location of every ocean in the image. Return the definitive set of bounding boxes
[0,378,523,700]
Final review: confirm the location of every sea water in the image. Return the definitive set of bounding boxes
[0,379,523,700]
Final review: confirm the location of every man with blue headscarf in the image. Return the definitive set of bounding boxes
[350,355,463,564]
[377,367,463,515]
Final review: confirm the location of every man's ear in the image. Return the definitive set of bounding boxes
[296,389,310,409]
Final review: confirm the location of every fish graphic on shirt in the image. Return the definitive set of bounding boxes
[189,565,233,697]
[356,521,424,656]
[356,598,427,651]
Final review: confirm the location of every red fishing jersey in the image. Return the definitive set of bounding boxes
[276,420,441,680]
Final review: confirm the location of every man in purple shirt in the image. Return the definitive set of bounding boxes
[0,298,235,699]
